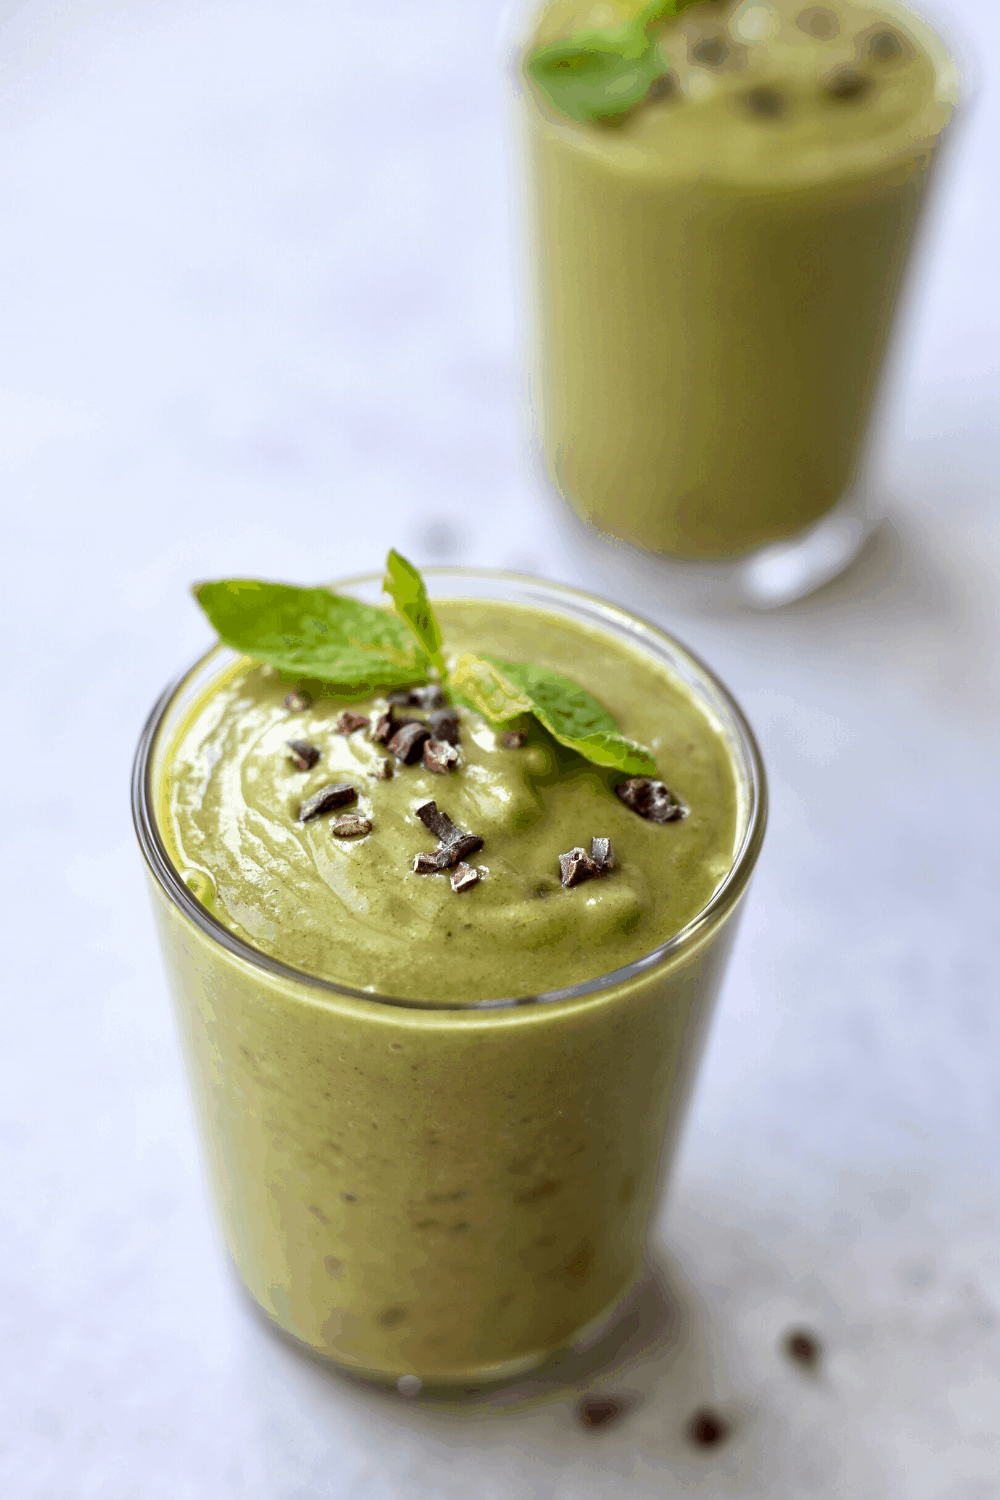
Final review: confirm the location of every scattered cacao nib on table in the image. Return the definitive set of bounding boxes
[335,711,369,734]
[686,1407,728,1448]
[331,814,372,838]
[501,730,525,749]
[286,739,320,771]
[283,690,312,712]
[559,837,616,887]
[784,1329,822,1369]
[388,722,432,764]
[449,862,480,893]
[616,777,686,822]
[423,738,459,775]
[577,1396,631,1429]
[298,783,357,823]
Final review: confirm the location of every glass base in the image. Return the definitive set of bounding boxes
[238,1269,647,1394]
[551,482,880,614]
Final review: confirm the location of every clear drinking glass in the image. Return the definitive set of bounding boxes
[133,571,766,1386]
[506,0,962,608]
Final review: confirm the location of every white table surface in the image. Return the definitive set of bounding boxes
[2,1,998,1495]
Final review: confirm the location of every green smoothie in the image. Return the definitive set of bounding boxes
[137,576,764,1382]
[161,601,739,1001]
[520,0,958,558]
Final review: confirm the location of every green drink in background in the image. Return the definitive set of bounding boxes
[517,0,958,577]
[134,572,765,1385]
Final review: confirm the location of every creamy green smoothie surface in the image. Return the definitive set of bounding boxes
[528,0,952,179]
[160,600,740,1002]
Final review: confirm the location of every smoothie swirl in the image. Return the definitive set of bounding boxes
[161,600,740,1000]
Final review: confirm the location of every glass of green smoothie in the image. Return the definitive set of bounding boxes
[511,0,961,606]
[133,568,765,1386]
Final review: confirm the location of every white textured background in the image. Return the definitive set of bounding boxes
[2,1,998,1495]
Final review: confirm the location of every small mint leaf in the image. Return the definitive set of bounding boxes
[526,0,701,125]
[194,579,429,692]
[448,653,534,723]
[495,660,657,775]
[383,550,447,682]
[527,29,653,124]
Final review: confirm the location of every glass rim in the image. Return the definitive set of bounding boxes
[132,567,767,1012]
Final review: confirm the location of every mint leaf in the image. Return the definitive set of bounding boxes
[450,652,656,776]
[383,549,447,682]
[527,28,657,124]
[526,0,701,125]
[495,661,657,775]
[194,579,429,692]
[448,653,534,723]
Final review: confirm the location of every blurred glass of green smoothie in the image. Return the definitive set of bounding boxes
[517,0,959,563]
[134,570,765,1386]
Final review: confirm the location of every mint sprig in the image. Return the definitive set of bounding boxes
[193,554,657,776]
[193,580,429,692]
[525,0,700,125]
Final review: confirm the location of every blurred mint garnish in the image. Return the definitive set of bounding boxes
[525,0,700,124]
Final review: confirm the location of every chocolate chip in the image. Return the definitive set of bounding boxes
[647,71,678,103]
[615,777,686,822]
[796,6,838,38]
[869,28,902,61]
[336,711,370,734]
[784,1329,822,1369]
[415,800,463,845]
[370,758,394,780]
[692,35,728,65]
[578,1396,627,1429]
[450,862,479,893]
[372,710,396,745]
[299,783,357,822]
[428,708,460,745]
[413,802,484,871]
[413,850,444,874]
[501,730,526,749]
[413,833,484,873]
[283,690,311,711]
[388,722,432,764]
[286,739,320,771]
[591,837,616,872]
[559,847,601,887]
[745,86,785,117]
[826,68,869,101]
[331,814,372,838]
[372,706,420,745]
[686,1407,728,1447]
[423,739,459,775]
[447,833,484,863]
